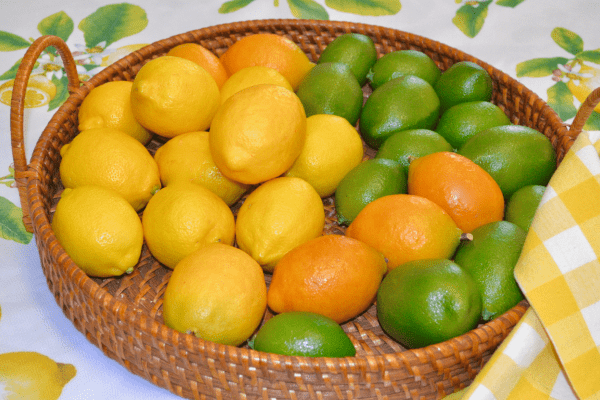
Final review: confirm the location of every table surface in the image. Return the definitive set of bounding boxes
[1,1,599,399]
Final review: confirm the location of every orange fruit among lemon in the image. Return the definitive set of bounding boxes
[219,33,315,90]
[408,151,505,233]
[345,194,463,270]
[166,42,229,89]
[268,234,387,324]
[209,84,306,185]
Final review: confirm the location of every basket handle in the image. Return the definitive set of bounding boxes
[10,35,80,232]
[568,86,600,138]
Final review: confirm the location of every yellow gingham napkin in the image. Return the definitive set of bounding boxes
[459,130,600,400]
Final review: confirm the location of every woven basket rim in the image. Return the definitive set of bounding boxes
[20,18,563,391]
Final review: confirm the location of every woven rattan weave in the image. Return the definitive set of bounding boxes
[10,19,596,400]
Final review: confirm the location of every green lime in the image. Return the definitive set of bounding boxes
[458,125,556,199]
[334,158,407,226]
[435,101,511,150]
[318,33,377,86]
[454,221,526,321]
[249,311,356,357]
[375,129,453,175]
[359,75,440,149]
[367,49,441,90]
[296,62,363,126]
[376,258,482,349]
[434,61,493,112]
[505,185,546,232]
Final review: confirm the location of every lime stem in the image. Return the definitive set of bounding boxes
[460,232,473,242]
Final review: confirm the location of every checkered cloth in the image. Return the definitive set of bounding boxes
[460,130,600,400]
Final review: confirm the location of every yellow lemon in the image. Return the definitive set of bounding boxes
[209,84,306,185]
[0,74,57,108]
[0,351,76,400]
[162,243,267,346]
[78,80,152,144]
[568,64,600,113]
[142,182,235,269]
[219,66,292,104]
[51,186,143,277]
[154,131,250,206]
[285,114,364,197]
[235,176,325,272]
[59,127,161,211]
[130,55,220,138]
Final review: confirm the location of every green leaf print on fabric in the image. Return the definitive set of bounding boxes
[219,0,256,13]
[38,11,74,42]
[547,81,577,121]
[551,27,584,56]
[0,59,22,81]
[452,0,492,38]
[583,110,600,131]
[577,50,600,64]
[48,75,70,111]
[0,31,31,51]
[496,0,525,7]
[0,197,32,244]
[288,0,329,19]
[516,57,570,77]
[453,0,526,38]
[78,3,148,48]
[325,0,401,16]
[517,27,600,124]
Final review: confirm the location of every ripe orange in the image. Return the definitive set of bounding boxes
[167,43,229,89]
[345,194,462,270]
[407,151,504,233]
[219,33,315,90]
[267,234,387,324]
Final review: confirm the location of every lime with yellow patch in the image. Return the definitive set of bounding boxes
[359,75,440,149]
[296,62,364,126]
[317,33,377,86]
[367,49,441,90]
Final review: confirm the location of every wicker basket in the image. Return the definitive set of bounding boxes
[9,19,598,400]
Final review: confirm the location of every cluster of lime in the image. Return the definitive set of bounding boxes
[50,32,557,358]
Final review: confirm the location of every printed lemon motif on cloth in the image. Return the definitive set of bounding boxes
[461,130,600,400]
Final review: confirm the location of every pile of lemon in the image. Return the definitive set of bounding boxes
[51,32,557,356]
